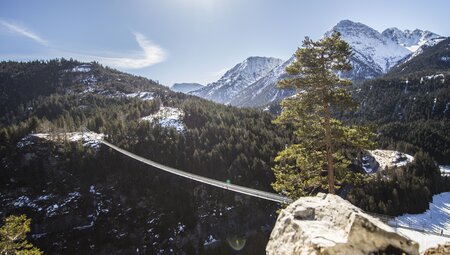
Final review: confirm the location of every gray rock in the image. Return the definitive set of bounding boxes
[266,193,419,255]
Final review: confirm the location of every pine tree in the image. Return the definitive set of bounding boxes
[0,215,42,254]
[273,32,375,198]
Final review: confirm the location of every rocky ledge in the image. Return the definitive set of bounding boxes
[266,193,419,255]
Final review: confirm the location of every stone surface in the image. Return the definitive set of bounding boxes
[266,193,419,255]
[422,242,450,255]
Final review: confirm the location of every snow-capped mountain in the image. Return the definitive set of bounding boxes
[189,56,283,104]
[230,57,295,107]
[328,20,412,79]
[191,20,443,108]
[170,83,203,93]
[382,28,441,52]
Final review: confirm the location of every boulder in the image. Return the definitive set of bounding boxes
[266,193,419,255]
[422,242,450,255]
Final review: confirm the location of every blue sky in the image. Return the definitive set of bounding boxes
[1,0,449,86]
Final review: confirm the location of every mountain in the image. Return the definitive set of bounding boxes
[199,20,443,108]
[382,28,441,52]
[189,56,283,104]
[170,83,203,93]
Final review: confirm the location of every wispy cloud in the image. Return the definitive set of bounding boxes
[0,20,48,46]
[0,19,166,69]
[94,32,167,69]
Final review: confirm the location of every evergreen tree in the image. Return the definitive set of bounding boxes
[273,32,375,197]
[0,215,42,255]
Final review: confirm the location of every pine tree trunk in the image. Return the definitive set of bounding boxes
[324,102,335,194]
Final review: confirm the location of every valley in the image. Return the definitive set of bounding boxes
[1,3,450,253]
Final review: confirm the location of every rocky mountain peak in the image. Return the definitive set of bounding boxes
[328,20,411,73]
[190,56,283,104]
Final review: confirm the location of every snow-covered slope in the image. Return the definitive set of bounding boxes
[189,57,283,104]
[382,28,441,52]
[328,20,411,77]
[141,106,185,132]
[389,191,450,252]
[230,57,295,107]
[399,37,447,64]
[171,83,203,93]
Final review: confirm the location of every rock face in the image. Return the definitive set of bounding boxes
[423,242,450,255]
[266,193,419,255]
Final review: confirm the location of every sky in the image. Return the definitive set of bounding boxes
[1,0,449,87]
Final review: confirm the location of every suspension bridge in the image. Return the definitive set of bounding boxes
[100,140,293,204]
[54,128,450,238]
[88,133,448,239]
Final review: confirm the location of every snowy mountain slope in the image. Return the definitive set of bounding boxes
[230,57,295,107]
[388,37,450,77]
[327,20,411,76]
[382,28,441,52]
[189,56,283,104]
[398,37,447,65]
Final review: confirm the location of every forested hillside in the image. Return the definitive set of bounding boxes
[0,59,292,254]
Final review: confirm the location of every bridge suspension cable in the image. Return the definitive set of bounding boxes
[100,140,293,204]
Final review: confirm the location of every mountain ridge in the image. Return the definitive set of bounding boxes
[188,20,444,108]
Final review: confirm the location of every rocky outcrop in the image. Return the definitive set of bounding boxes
[423,242,450,255]
[266,193,419,255]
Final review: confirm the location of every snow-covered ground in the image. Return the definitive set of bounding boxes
[30,132,104,149]
[70,64,91,73]
[389,191,450,252]
[203,234,219,246]
[369,150,414,170]
[124,91,154,101]
[80,86,155,101]
[439,165,450,177]
[141,106,185,132]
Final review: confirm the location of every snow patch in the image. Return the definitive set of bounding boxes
[31,132,104,149]
[141,106,185,132]
[13,196,38,209]
[16,135,35,148]
[203,235,219,246]
[176,222,186,234]
[369,150,414,170]
[439,165,450,177]
[46,191,81,217]
[70,64,91,73]
[125,91,154,101]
